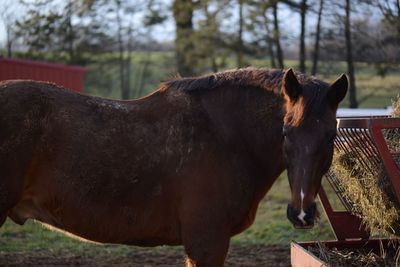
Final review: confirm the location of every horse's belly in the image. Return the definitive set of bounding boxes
[8,193,181,246]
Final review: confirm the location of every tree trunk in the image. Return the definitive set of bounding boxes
[262,11,276,68]
[173,0,195,77]
[345,0,357,108]
[126,21,136,98]
[268,38,276,68]
[66,0,75,63]
[237,0,244,68]
[116,0,128,99]
[137,53,150,97]
[125,58,131,98]
[210,57,218,73]
[6,25,12,58]
[397,0,400,33]
[273,2,284,69]
[311,0,323,75]
[203,2,218,72]
[299,0,307,73]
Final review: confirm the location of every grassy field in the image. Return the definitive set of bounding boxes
[0,56,399,261]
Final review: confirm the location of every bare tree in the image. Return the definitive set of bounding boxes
[65,0,75,63]
[263,10,277,68]
[345,0,358,108]
[1,1,18,57]
[375,0,400,34]
[198,0,230,72]
[311,0,324,75]
[173,0,196,76]
[237,0,245,68]
[272,1,284,69]
[114,0,129,99]
[246,0,277,68]
[115,0,151,99]
[202,1,219,72]
[299,0,307,73]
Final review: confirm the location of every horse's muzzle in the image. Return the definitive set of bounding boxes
[286,202,317,229]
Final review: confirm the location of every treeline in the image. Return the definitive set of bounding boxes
[1,0,400,106]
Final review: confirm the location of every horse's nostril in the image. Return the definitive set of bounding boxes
[305,202,317,218]
[287,204,296,220]
[287,203,317,229]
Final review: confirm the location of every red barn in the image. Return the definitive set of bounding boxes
[0,57,86,92]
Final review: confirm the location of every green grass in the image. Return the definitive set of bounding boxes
[355,74,399,108]
[0,218,182,256]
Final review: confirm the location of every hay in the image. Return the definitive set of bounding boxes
[331,152,399,236]
[309,241,400,267]
[329,96,400,237]
[392,95,400,118]
[386,95,400,152]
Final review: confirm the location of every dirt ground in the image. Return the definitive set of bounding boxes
[0,243,290,266]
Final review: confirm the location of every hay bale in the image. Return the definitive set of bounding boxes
[329,96,400,237]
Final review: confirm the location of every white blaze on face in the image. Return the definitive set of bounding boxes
[298,188,307,224]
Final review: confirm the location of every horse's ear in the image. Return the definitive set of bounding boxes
[328,74,348,108]
[282,68,302,102]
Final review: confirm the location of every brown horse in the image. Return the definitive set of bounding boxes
[0,68,347,266]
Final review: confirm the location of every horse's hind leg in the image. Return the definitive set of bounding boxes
[0,193,17,227]
[0,173,26,228]
[0,196,16,228]
[0,213,7,227]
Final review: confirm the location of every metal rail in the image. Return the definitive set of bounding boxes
[319,116,400,241]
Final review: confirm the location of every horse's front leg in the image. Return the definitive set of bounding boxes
[180,198,231,267]
[183,226,230,267]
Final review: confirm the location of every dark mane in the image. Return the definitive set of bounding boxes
[160,68,285,94]
[161,68,329,125]
[160,68,326,98]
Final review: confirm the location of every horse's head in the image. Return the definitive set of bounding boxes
[282,69,348,229]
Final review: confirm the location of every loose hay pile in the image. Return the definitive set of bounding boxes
[329,96,400,237]
[309,241,400,267]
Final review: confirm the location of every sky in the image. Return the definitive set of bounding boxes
[0,0,313,51]
[0,0,385,51]
[0,0,177,47]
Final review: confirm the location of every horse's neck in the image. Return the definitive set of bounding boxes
[199,86,285,171]
[241,90,285,169]
[226,88,286,199]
